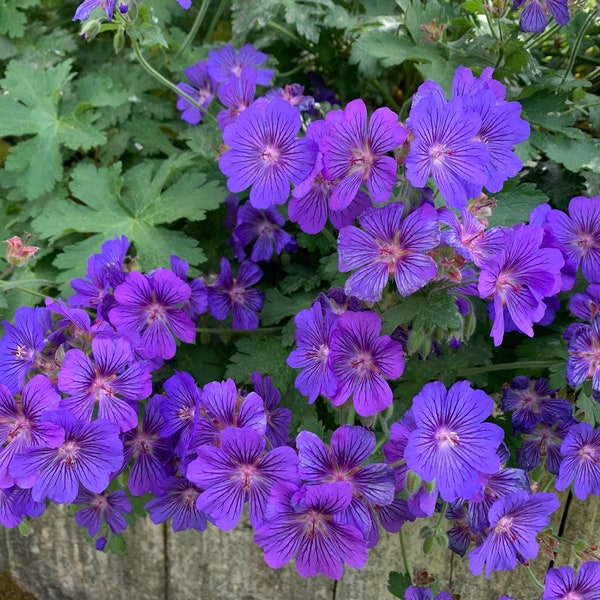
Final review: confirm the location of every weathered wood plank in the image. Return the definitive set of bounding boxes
[165,517,336,600]
[1,504,165,600]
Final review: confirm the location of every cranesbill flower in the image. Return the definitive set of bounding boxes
[219,99,318,209]
[176,61,217,126]
[10,411,123,504]
[569,284,600,322]
[404,381,504,501]
[320,99,407,210]
[565,316,600,393]
[405,587,453,600]
[207,44,273,86]
[265,84,315,112]
[543,562,600,600]
[109,268,196,360]
[501,376,572,433]
[513,0,569,33]
[58,336,152,433]
[187,427,299,529]
[254,481,368,579]
[338,202,439,302]
[406,90,489,209]
[233,203,296,263]
[547,196,600,284]
[169,256,208,323]
[478,224,564,346]
[329,310,404,417]
[74,488,131,536]
[208,258,265,330]
[217,68,257,130]
[191,379,266,450]
[73,0,117,21]
[250,372,291,448]
[123,395,173,496]
[145,476,208,532]
[0,486,22,528]
[468,491,560,577]
[296,426,395,546]
[287,302,339,403]
[0,375,63,488]
[404,380,504,502]
[0,306,50,393]
[555,422,600,500]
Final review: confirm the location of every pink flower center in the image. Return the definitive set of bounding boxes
[261,145,280,164]
[59,440,80,467]
[578,444,599,464]
[576,232,598,252]
[350,351,380,377]
[494,515,514,536]
[435,427,460,448]
[378,235,410,275]
[429,142,453,164]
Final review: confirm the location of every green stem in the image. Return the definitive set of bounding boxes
[203,0,228,44]
[434,501,448,530]
[267,21,313,52]
[524,564,545,591]
[177,0,211,57]
[195,326,283,334]
[0,265,16,280]
[562,11,597,83]
[523,21,561,51]
[372,434,388,456]
[372,79,403,115]
[276,63,306,80]
[346,406,356,425]
[398,529,410,575]
[456,360,563,377]
[0,278,55,289]
[321,227,338,251]
[130,37,218,124]
[10,287,49,299]
[484,4,499,44]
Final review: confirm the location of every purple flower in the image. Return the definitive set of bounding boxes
[329,311,404,417]
[73,0,117,21]
[287,302,339,403]
[555,422,600,500]
[169,256,208,323]
[109,268,196,360]
[547,196,600,284]
[517,414,577,475]
[254,481,368,578]
[74,488,131,536]
[191,379,266,450]
[566,316,600,393]
[569,283,600,322]
[406,87,489,209]
[10,411,123,504]
[320,99,407,210]
[145,476,209,532]
[338,202,439,302]
[250,372,291,448]
[406,588,453,600]
[0,375,63,488]
[265,84,315,112]
[404,380,504,502]
[232,202,296,262]
[513,0,569,33]
[296,426,395,546]
[501,376,572,433]
[478,224,564,346]
[288,120,371,235]
[543,562,600,600]
[0,306,50,393]
[219,99,318,209]
[208,258,265,330]
[451,68,530,195]
[0,486,23,528]
[187,427,299,529]
[217,69,257,130]
[176,61,217,125]
[123,395,173,496]
[207,44,274,86]
[159,371,201,459]
[58,336,152,433]
[468,491,560,577]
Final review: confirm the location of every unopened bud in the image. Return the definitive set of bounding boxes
[421,19,445,43]
[5,235,39,266]
[80,19,102,42]
[113,27,125,53]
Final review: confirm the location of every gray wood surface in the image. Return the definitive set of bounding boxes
[1,494,598,600]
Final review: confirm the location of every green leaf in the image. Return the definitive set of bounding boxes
[403,0,446,44]
[520,92,572,131]
[0,0,39,39]
[575,389,600,427]
[282,0,335,43]
[388,571,412,599]
[351,30,443,74]
[33,160,220,283]
[535,128,600,174]
[261,288,314,326]
[381,289,462,334]
[225,335,295,391]
[0,59,106,199]
[487,182,549,227]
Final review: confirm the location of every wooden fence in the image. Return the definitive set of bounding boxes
[1,493,598,599]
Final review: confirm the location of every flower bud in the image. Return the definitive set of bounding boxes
[80,19,102,42]
[5,235,39,266]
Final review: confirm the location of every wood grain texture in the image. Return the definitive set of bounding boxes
[2,496,599,600]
